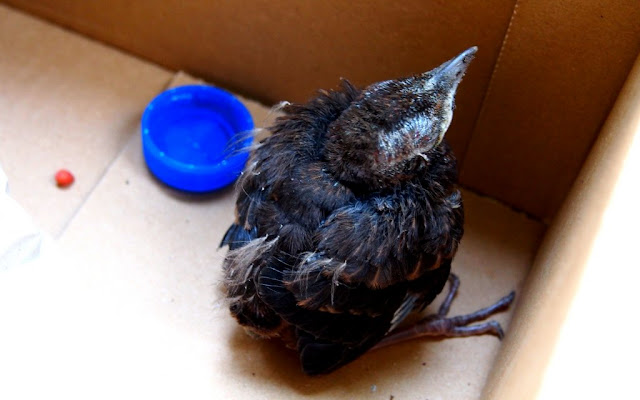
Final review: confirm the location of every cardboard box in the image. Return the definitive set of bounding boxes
[0,2,638,399]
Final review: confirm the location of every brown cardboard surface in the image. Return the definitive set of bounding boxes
[9,2,639,398]
[0,51,544,399]
[482,53,640,399]
[0,5,172,236]
[4,143,543,398]
[535,81,640,398]
[1,0,516,197]
[3,1,640,221]
[461,0,640,220]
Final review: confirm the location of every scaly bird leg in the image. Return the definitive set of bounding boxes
[372,273,515,351]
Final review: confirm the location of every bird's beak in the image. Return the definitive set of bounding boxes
[430,46,477,90]
[416,47,477,147]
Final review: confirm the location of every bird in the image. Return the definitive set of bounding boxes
[220,46,515,375]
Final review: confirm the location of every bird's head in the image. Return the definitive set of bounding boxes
[325,46,476,187]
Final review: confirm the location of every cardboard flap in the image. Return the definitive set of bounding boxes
[482,52,640,400]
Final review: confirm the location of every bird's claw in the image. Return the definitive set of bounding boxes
[372,275,515,350]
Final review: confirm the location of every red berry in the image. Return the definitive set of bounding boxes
[55,169,75,188]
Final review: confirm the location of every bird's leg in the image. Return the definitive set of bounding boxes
[436,273,460,318]
[372,273,515,351]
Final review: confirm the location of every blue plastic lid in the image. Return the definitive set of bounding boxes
[141,85,254,192]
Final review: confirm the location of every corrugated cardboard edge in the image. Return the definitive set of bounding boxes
[481,53,640,399]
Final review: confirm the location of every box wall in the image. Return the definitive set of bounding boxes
[482,52,640,399]
[3,1,640,221]
[461,0,640,220]
[0,0,516,174]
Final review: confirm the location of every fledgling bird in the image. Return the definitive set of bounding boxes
[220,47,515,375]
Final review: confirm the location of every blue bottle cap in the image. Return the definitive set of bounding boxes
[141,85,254,192]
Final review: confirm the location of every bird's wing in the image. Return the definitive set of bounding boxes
[292,196,452,290]
[257,264,396,374]
[389,292,419,332]
[220,223,258,250]
[255,193,459,374]
[275,192,460,324]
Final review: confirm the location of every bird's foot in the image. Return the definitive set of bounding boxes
[372,274,515,350]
